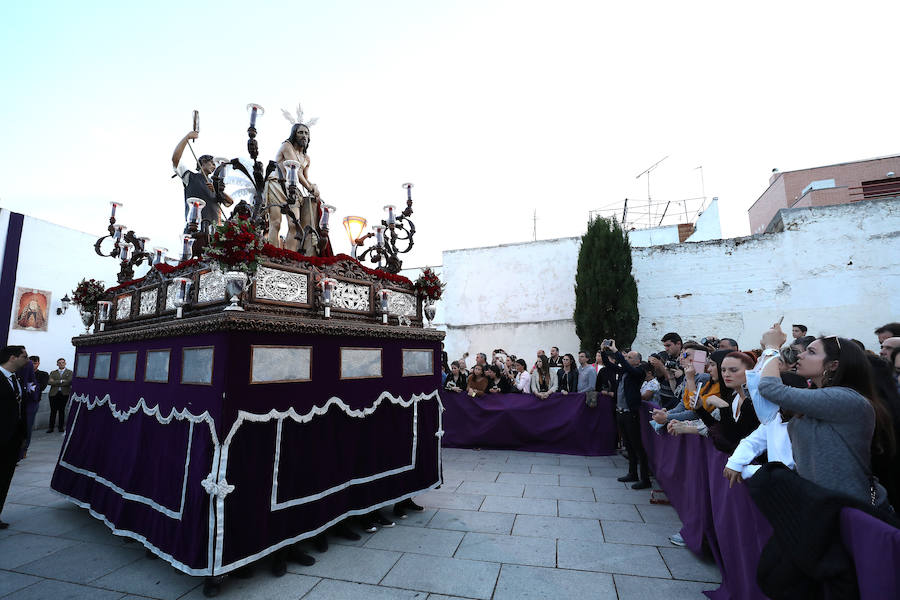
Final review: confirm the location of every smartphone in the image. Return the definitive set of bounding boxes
[691,350,707,375]
[777,315,784,326]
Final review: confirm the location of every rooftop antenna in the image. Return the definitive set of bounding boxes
[532,209,537,241]
[636,156,668,227]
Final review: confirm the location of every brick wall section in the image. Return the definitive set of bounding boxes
[748,155,900,234]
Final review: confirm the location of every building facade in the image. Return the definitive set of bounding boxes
[748,154,900,234]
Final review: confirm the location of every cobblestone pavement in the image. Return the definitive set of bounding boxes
[0,434,720,599]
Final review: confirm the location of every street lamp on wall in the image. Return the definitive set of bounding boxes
[57,294,71,315]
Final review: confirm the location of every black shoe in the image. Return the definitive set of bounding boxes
[312,533,328,552]
[202,576,223,598]
[271,552,287,577]
[401,498,424,511]
[631,480,651,490]
[357,516,378,533]
[617,473,639,482]
[46,430,54,434]
[393,503,408,519]
[290,547,315,566]
[0,521,8,530]
[333,522,360,541]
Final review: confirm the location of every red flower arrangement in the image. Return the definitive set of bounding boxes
[71,278,106,307]
[204,217,265,275]
[413,267,445,301]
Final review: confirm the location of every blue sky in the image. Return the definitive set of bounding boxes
[2,0,899,268]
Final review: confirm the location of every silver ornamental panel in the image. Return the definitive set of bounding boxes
[255,266,308,304]
[332,281,370,312]
[388,292,416,317]
[165,283,178,311]
[139,289,158,316]
[198,270,226,304]
[116,295,132,320]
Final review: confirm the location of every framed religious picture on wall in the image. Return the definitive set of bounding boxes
[12,287,52,332]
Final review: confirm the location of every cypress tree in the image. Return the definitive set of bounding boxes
[573,216,639,352]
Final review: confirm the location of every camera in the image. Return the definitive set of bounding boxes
[701,337,719,349]
[664,359,679,370]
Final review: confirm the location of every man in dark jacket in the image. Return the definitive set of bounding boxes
[16,357,40,459]
[0,346,29,527]
[603,341,650,489]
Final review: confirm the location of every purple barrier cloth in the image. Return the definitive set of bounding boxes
[51,332,442,575]
[641,401,770,600]
[840,508,900,599]
[440,391,617,456]
[703,450,771,600]
[641,414,714,554]
[640,400,900,599]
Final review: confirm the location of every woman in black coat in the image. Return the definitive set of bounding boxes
[557,353,578,394]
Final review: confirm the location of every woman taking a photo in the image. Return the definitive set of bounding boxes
[444,361,467,393]
[758,326,895,507]
[662,349,730,435]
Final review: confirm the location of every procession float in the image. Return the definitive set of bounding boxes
[50,103,445,586]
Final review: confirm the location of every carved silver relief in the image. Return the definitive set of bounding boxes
[388,292,416,317]
[255,266,308,304]
[198,270,226,304]
[332,281,370,312]
[139,289,158,316]
[116,295,132,321]
[165,283,177,311]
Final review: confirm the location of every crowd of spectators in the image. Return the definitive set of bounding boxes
[442,320,900,536]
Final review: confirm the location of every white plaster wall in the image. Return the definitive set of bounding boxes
[632,198,900,353]
[3,213,137,364]
[440,238,581,360]
[627,225,680,247]
[440,198,900,359]
[685,198,721,243]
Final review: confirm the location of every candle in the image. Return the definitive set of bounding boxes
[379,289,392,324]
[112,224,127,242]
[187,198,206,226]
[97,300,112,330]
[373,224,385,247]
[283,160,300,187]
[319,278,337,318]
[118,243,133,262]
[152,247,167,266]
[319,204,335,230]
[137,237,150,252]
[182,235,195,261]
[402,182,414,202]
[246,103,264,128]
[383,205,396,226]
[173,277,191,318]
[110,201,123,219]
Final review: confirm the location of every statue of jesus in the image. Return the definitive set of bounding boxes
[265,124,321,255]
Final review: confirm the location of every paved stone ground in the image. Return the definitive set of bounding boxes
[0,434,721,599]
